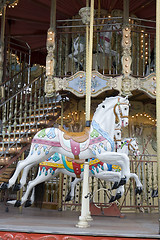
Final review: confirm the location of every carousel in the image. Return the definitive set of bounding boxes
[0,0,159,239]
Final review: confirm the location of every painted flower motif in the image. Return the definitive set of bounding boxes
[46,128,56,139]
[90,129,99,138]
[38,129,46,138]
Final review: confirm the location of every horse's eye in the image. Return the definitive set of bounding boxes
[102,105,105,108]
[124,107,127,111]
[117,133,119,135]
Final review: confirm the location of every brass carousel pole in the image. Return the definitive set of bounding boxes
[156,0,160,234]
[77,0,94,228]
[0,4,6,102]
[58,99,63,211]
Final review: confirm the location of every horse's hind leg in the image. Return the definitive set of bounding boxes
[15,169,56,207]
[20,163,36,188]
[130,173,143,195]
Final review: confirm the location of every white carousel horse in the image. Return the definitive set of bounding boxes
[0,96,130,193]
[11,122,122,192]
[7,123,122,207]
[7,137,142,207]
[65,137,142,203]
[68,22,121,70]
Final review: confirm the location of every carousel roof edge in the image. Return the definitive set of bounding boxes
[54,71,156,99]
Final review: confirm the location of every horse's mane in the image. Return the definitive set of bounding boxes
[94,96,123,114]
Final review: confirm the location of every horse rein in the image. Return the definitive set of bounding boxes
[113,98,129,124]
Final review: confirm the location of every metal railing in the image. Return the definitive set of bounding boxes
[55,16,155,78]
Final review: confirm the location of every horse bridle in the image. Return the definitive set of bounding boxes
[127,139,138,152]
[114,98,129,124]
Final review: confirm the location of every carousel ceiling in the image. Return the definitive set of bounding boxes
[3,0,156,65]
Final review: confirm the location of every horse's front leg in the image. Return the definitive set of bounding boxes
[7,148,54,189]
[96,152,130,186]
[65,177,82,202]
[92,165,121,182]
[109,185,124,203]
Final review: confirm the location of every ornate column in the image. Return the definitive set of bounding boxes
[45,0,56,97]
[156,0,160,234]
[121,0,132,96]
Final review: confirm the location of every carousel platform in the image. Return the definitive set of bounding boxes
[0,203,159,239]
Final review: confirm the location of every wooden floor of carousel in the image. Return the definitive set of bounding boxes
[0,202,159,239]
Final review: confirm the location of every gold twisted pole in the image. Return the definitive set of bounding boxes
[85,0,94,126]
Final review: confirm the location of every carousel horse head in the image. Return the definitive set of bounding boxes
[113,96,129,127]
[92,96,129,130]
[128,138,140,156]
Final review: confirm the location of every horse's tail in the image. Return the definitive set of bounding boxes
[34,182,45,209]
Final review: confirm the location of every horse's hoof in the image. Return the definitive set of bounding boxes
[14,200,21,207]
[112,182,119,190]
[109,195,116,203]
[115,192,122,200]
[118,176,127,186]
[0,182,8,190]
[151,189,158,198]
[24,200,32,208]
[65,193,72,202]
[135,187,143,195]
[12,183,21,192]
[5,207,9,212]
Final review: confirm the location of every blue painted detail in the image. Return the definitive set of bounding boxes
[52,171,55,175]
[50,168,53,173]
[91,170,95,175]
[96,168,99,173]
[34,144,39,150]
[68,72,108,95]
[98,148,101,154]
[31,150,34,155]
[92,150,96,155]
[52,152,60,162]
[45,151,49,155]
[43,146,47,151]
[92,120,114,151]
[39,171,41,176]
[62,155,74,173]
[99,143,103,147]
[46,128,56,139]
[101,165,104,170]
[107,164,112,171]
[45,171,48,176]
[37,149,41,155]
[42,167,45,172]
[104,146,107,151]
